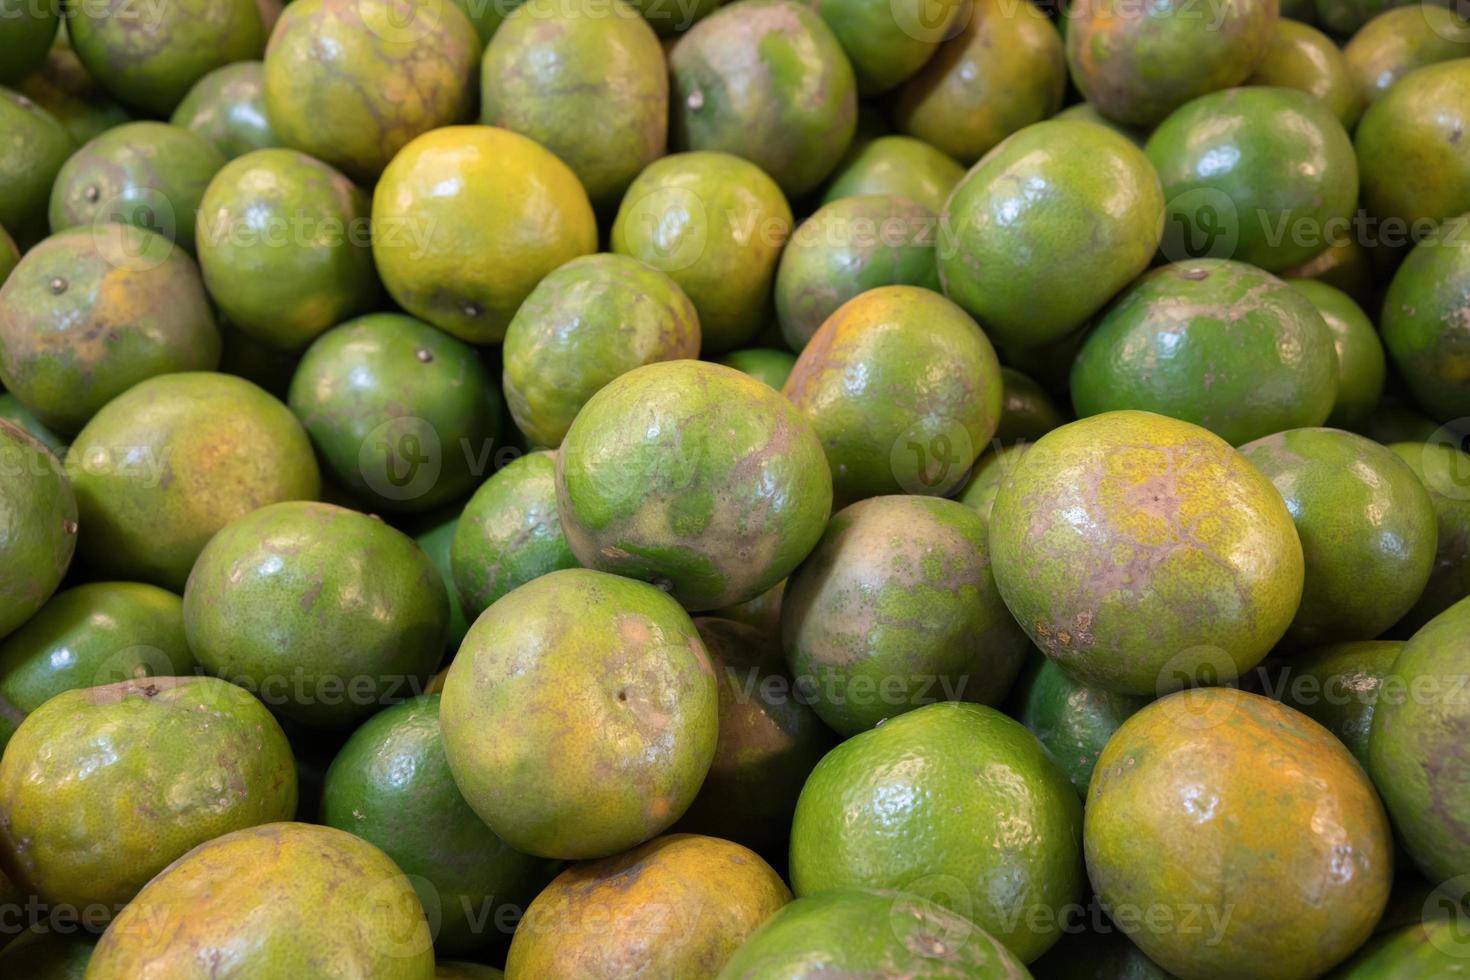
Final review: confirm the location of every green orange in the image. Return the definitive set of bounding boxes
[612,152,792,353]
[995,367,1066,445]
[0,87,72,242]
[1086,689,1393,980]
[784,285,1003,504]
[1070,259,1340,445]
[0,420,75,641]
[1288,279,1385,431]
[0,392,60,452]
[1247,19,1360,128]
[955,443,1030,524]
[0,676,295,912]
[1380,229,1470,422]
[990,411,1304,695]
[1389,440,1470,635]
[820,135,964,215]
[1240,427,1437,646]
[440,568,718,858]
[170,61,281,160]
[0,0,58,85]
[557,360,831,611]
[1271,640,1403,767]
[938,118,1163,349]
[412,512,469,653]
[807,0,966,95]
[1345,8,1470,108]
[790,701,1083,963]
[508,834,790,977]
[893,0,1066,164]
[1334,919,1470,977]
[503,254,700,449]
[374,126,597,345]
[718,348,797,389]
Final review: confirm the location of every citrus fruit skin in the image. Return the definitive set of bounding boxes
[411,513,469,653]
[774,195,940,352]
[711,580,786,639]
[784,285,1003,505]
[171,61,281,160]
[790,702,1083,963]
[48,120,224,255]
[321,695,556,956]
[612,151,792,354]
[1356,59,1470,233]
[0,676,296,913]
[1388,440,1470,635]
[1287,279,1385,431]
[956,444,1030,525]
[717,887,1031,979]
[1070,260,1340,446]
[67,0,264,116]
[0,582,196,748]
[440,568,718,859]
[1010,655,1152,797]
[183,501,449,729]
[1271,640,1403,768]
[0,88,72,242]
[1333,918,1470,977]
[1379,230,1470,423]
[503,254,700,449]
[718,348,797,389]
[1247,19,1360,128]
[0,223,16,283]
[1240,428,1437,646]
[482,0,667,211]
[557,360,832,611]
[1368,595,1470,883]
[1086,689,1393,980]
[807,0,965,96]
[1344,7,1470,109]
[0,391,60,452]
[0,0,58,85]
[0,420,76,642]
[1147,87,1358,272]
[197,148,377,352]
[65,372,319,591]
[995,368,1066,446]
[782,495,1030,735]
[263,0,479,182]
[821,135,964,215]
[373,126,597,345]
[939,119,1163,350]
[669,0,857,197]
[0,225,220,435]
[1066,0,1277,128]
[85,822,436,979]
[990,411,1304,696]
[507,834,790,977]
[673,618,834,855]
[893,0,1066,164]
[450,450,579,621]
[288,313,500,512]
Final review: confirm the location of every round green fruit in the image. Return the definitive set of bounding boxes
[170,61,281,160]
[669,0,857,197]
[0,87,72,242]
[939,118,1163,349]
[0,391,61,452]
[86,822,435,979]
[13,38,130,147]
[0,420,76,641]
[0,0,59,85]
[503,254,700,449]
[411,513,469,653]
[808,0,965,95]
[440,568,718,859]
[1380,228,1470,423]
[288,313,500,512]
[557,359,831,611]
[1288,279,1385,431]
[990,411,1304,695]
[1070,259,1340,446]
[820,134,965,215]
[0,224,220,435]
[1247,19,1360,128]
[1272,640,1402,768]
[183,501,449,729]
[718,348,797,389]
[1333,918,1470,977]
[955,443,1030,525]
[1389,440,1470,635]
[1344,7,1470,109]
[65,372,319,591]
[790,701,1084,963]
[1240,427,1437,646]
[995,367,1066,445]
[0,676,295,912]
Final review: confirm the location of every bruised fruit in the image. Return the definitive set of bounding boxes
[785,286,1002,505]
[0,420,76,641]
[321,695,555,955]
[263,0,480,182]
[0,224,220,434]
[0,676,296,912]
[374,126,597,345]
[1011,656,1152,797]
[1272,640,1403,768]
[558,360,831,611]
[1240,428,1437,646]
[86,822,435,979]
[1389,441,1470,635]
[183,501,449,729]
[1380,228,1470,423]
[440,569,718,858]
[820,134,965,215]
[789,701,1084,963]
[0,88,72,241]
[782,495,1030,735]
[990,411,1304,696]
[288,313,501,512]
[670,0,856,197]
[612,152,792,353]
[1288,279,1385,431]
[65,372,319,591]
[1070,260,1340,446]
[1086,689,1393,980]
[503,254,700,449]
[170,61,280,160]
[507,834,790,977]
